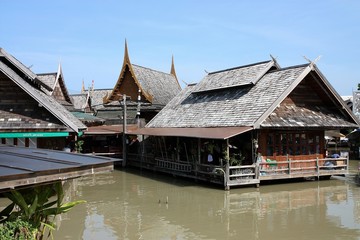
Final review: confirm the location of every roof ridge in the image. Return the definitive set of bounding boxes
[209,60,272,75]
[37,72,57,76]
[268,63,310,73]
[132,63,173,76]
[91,88,113,91]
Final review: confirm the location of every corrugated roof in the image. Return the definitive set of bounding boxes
[0,146,115,191]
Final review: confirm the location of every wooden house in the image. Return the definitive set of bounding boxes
[128,58,359,189]
[71,41,182,156]
[0,48,86,150]
[103,41,181,122]
[37,63,74,111]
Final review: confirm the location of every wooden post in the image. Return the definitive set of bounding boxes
[225,139,230,190]
[195,138,200,178]
[316,157,319,180]
[255,164,260,188]
[288,157,291,175]
[122,94,127,167]
[176,137,180,161]
[225,162,230,190]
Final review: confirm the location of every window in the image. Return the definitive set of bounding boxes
[265,132,321,156]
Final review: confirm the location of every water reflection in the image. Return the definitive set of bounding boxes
[52,164,360,240]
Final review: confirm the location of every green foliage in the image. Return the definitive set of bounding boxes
[223,150,245,166]
[74,140,84,153]
[0,218,37,240]
[0,181,85,240]
[229,153,245,166]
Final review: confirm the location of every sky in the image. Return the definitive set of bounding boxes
[1,0,360,96]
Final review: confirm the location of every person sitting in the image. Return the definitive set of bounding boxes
[207,153,213,164]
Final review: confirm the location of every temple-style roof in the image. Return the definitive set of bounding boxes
[90,89,113,110]
[146,60,359,130]
[37,64,74,111]
[71,93,89,111]
[104,41,181,106]
[0,48,86,133]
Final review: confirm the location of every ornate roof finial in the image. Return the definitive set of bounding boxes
[81,79,85,93]
[303,55,322,69]
[124,39,131,65]
[170,55,180,87]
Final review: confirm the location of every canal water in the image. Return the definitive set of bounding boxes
[49,161,360,239]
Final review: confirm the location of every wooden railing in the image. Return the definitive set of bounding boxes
[155,157,192,172]
[225,164,260,189]
[126,154,348,189]
[258,157,348,180]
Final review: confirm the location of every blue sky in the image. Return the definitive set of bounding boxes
[2,0,359,96]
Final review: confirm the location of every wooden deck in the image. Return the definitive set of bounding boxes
[127,153,348,190]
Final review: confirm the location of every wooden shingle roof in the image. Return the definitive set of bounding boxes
[0,48,86,133]
[146,60,359,130]
[37,64,74,111]
[104,41,181,106]
[70,93,88,111]
[193,60,279,93]
[90,89,113,110]
[132,64,181,105]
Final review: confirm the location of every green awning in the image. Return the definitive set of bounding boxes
[0,132,69,138]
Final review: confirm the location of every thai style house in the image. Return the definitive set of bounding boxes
[128,58,359,189]
[37,63,74,111]
[72,41,182,156]
[102,41,181,122]
[0,48,86,150]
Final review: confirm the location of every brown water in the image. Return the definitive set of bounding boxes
[47,161,360,239]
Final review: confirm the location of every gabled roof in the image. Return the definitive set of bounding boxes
[146,60,359,130]
[89,89,113,110]
[259,64,359,129]
[71,89,113,112]
[71,93,89,111]
[104,41,181,105]
[0,48,52,91]
[131,64,181,105]
[37,63,73,107]
[193,59,279,93]
[0,48,86,133]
